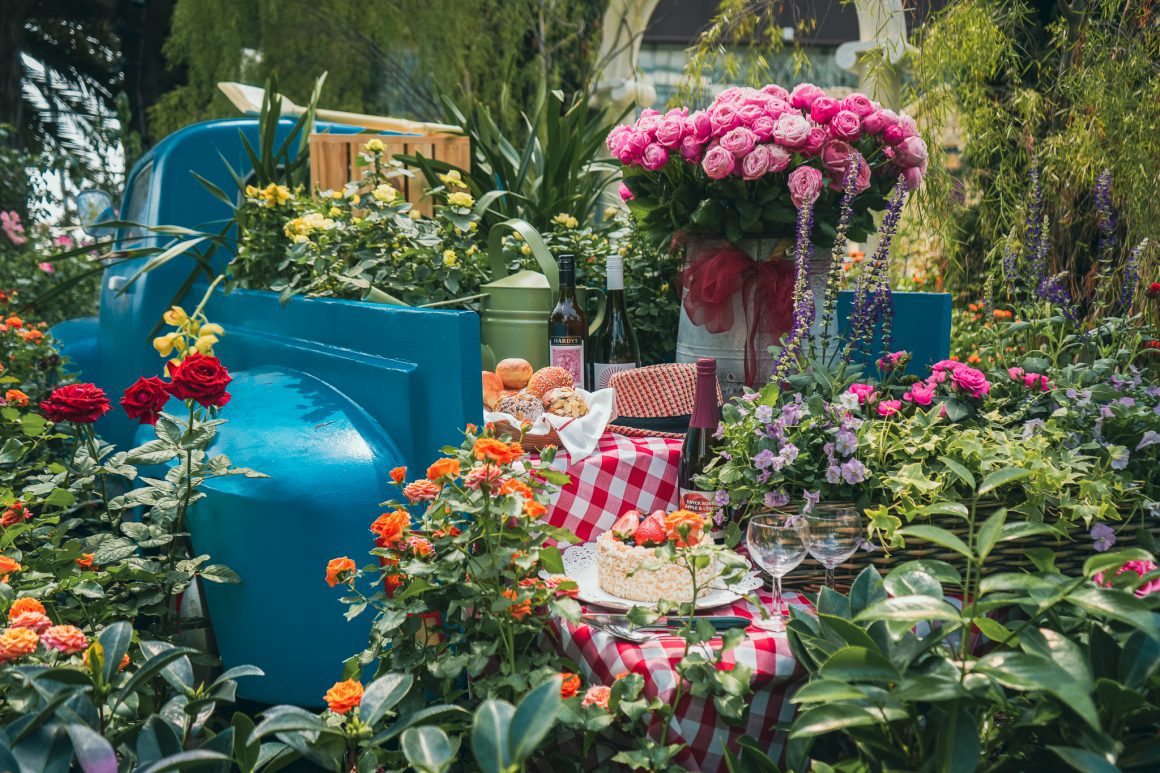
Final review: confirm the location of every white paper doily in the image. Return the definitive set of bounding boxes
[544,542,763,611]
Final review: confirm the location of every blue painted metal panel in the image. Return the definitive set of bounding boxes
[50,119,482,706]
[836,291,952,375]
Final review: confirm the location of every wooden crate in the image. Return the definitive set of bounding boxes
[309,132,472,216]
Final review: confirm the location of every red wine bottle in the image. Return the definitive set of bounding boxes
[678,358,721,530]
[549,254,587,387]
[591,253,639,390]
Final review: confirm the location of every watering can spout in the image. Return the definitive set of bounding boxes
[480,219,605,369]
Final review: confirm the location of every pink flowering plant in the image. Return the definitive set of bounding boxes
[607,83,927,248]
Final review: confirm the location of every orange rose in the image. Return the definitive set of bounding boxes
[664,509,707,548]
[0,555,21,581]
[581,685,611,709]
[8,597,45,621]
[403,480,441,502]
[473,438,523,465]
[9,611,51,633]
[76,553,95,569]
[1,501,29,527]
[406,536,434,557]
[325,557,357,587]
[389,466,407,484]
[5,316,22,328]
[523,500,547,519]
[370,510,410,546]
[4,389,28,407]
[385,573,407,595]
[426,458,461,481]
[544,575,579,599]
[560,672,581,699]
[40,625,87,655]
[498,478,533,499]
[0,626,39,662]
[501,589,531,621]
[323,679,364,714]
[21,329,43,344]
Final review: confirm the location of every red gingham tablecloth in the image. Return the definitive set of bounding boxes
[543,434,811,771]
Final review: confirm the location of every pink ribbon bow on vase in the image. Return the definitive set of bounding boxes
[680,244,795,386]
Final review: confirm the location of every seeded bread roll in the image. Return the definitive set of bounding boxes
[496,391,544,422]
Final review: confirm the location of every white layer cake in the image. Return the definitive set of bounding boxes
[595,530,717,603]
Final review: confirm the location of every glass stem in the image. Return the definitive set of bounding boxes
[825,565,835,590]
[772,575,784,622]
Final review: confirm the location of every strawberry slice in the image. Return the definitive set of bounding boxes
[634,517,667,547]
[611,510,642,542]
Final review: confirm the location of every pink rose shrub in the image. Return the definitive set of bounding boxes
[1094,559,1160,597]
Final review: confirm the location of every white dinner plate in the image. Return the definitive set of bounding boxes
[543,542,764,612]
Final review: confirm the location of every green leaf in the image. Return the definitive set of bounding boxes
[1083,548,1153,579]
[509,676,561,764]
[999,522,1059,543]
[539,546,565,575]
[933,705,981,773]
[198,564,241,584]
[938,456,976,490]
[973,617,1015,643]
[360,673,414,727]
[818,646,899,682]
[138,641,195,693]
[855,595,963,625]
[884,563,945,598]
[790,678,868,704]
[977,467,1033,496]
[1048,746,1119,773]
[471,699,514,773]
[1067,586,1160,641]
[975,651,1100,728]
[231,713,259,773]
[62,720,118,773]
[97,621,133,685]
[112,646,202,712]
[126,439,178,465]
[138,750,232,773]
[0,437,26,463]
[93,538,137,564]
[897,525,972,558]
[788,703,906,738]
[402,726,454,773]
[916,501,970,519]
[975,508,1007,562]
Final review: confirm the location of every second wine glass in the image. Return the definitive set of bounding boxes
[805,507,863,591]
[746,513,809,632]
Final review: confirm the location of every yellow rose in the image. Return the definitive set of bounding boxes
[244,185,259,198]
[348,194,361,205]
[328,190,343,199]
[407,209,423,220]
[162,306,188,326]
[466,245,478,256]
[552,213,578,229]
[372,184,399,203]
[365,138,385,152]
[520,244,532,256]
[442,250,458,267]
[512,231,524,241]
[437,170,466,188]
[328,206,341,217]
[468,221,478,231]
[447,192,474,208]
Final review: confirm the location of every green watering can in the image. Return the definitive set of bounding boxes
[479,218,604,371]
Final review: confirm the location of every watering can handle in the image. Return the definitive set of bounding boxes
[588,288,606,338]
[487,218,560,293]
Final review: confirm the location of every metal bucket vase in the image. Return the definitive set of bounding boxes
[676,236,831,397]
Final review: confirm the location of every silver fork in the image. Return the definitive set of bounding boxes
[582,618,658,643]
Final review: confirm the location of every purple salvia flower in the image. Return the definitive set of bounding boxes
[1037,271,1076,320]
[1025,158,1045,289]
[1119,238,1148,313]
[773,198,817,379]
[817,157,861,359]
[1001,242,1018,291]
[1094,169,1117,280]
[845,179,907,361]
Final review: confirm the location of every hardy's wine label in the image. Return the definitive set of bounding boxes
[550,335,585,385]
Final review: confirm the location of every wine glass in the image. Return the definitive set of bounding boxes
[746,513,810,632]
[806,507,863,591]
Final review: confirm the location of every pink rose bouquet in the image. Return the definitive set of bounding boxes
[607,82,926,248]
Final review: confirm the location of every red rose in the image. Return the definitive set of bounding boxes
[166,353,232,408]
[121,376,171,425]
[40,383,111,424]
[1147,282,1160,299]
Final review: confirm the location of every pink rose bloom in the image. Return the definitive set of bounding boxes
[687,111,713,142]
[819,139,856,179]
[829,110,862,142]
[788,166,824,209]
[882,124,906,145]
[951,365,990,398]
[665,106,689,119]
[737,103,765,126]
[641,143,669,171]
[616,130,650,165]
[715,86,747,103]
[877,399,903,417]
[766,145,792,173]
[894,136,928,169]
[582,685,612,709]
[702,145,736,179]
[903,381,936,406]
[636,108,662,135]
[903,161,926,191]
[1094,559,1160,597]
[790,83,826,109]
[802,126,827,156]
[932,359,961,373]
[898,114,918,138]
[710,104,742,136]
[54,234,74,248]
[751,115,776,142]
[1023,372,1051,391]
[761,84,791,102]
[861,111,888,135]
[1,211,27,246]
[740,145,771,180]
[841,93,876,118]
[655,116,685,148]
[772,112,810,147]
[1007,367,1025,381]
[809,96,840,124]
[847,383,877,405]
[618,182,634,202]
[464,464,503,490]
[679,135,704,163]
[38,262,54,274]
[720,127,758,157]
[606,126,632,155]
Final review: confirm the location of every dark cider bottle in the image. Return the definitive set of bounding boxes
[592,253,640,390]
[548,254,587,387]
[678,358,722,530]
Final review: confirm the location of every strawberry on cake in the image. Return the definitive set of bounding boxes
[595,509,717,603]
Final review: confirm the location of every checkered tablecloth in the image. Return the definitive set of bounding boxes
[551,591,810,772]
[546,434,683,542]
[542,434,810,771]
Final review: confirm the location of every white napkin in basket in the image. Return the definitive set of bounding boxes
[485,387,616,462]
